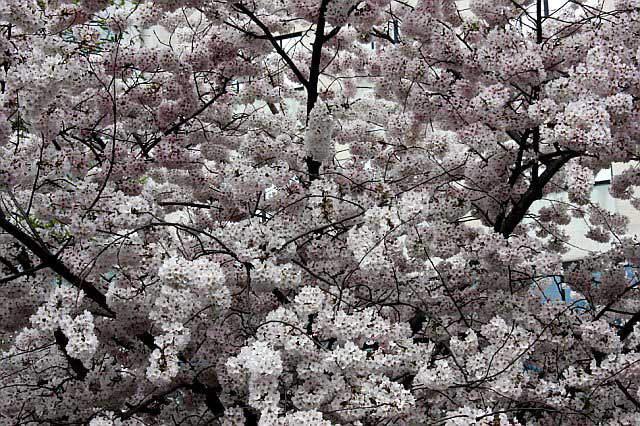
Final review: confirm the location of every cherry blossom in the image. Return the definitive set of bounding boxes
[1,0,640,424]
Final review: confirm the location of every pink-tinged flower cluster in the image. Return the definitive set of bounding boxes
[1,0,640,424]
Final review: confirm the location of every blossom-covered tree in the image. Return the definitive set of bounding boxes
[1,0,640,424]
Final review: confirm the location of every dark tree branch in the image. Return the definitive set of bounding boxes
[306,0,337,115]
[136,331,159,350]
[143,81,229,156]
[301,0,341,182]
[223,20,303,42]
[54,328,89,381]
[135,331,226,416]
[157,201,220,210]
[234,3,309,88]
[235,1,339,181]
[618,311,640,342]
[616,380,640,410]
[120,385,184,420]
[0,208,115,316]
[497,152,579,238]
[0,260,48,283]
[189,378,225,416]
[272,288,290,304]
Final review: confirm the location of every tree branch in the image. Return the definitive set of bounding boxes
[497,152,578,237]
[616,380,640,410]
[0,208,114,316]
[223,20,303,42]
[143,81,229,156]
[234,3,309,88]
[618,311,640,342]
[54,328,89,381]
[306,0,337,115]
[134,331,226,417]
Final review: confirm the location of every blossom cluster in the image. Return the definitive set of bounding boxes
[1,0,640,424]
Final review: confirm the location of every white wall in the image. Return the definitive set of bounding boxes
[545,163,640,262]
